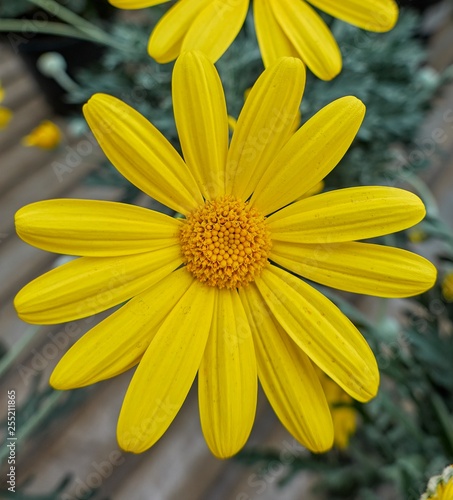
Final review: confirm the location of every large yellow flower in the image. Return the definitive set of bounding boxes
[14,53,435,458]
[109,0,398,80]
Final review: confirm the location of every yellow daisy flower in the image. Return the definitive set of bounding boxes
[14,53,435,458]
[22,120,62,150]
[109,0,398,80]
[318,372,357,450]
[421,465,453,500]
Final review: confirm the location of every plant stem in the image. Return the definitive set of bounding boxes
[0,326,42,379]
[0,390,65,463]
[26,0,129,51]
[0,20,96,42]
[404,174,439,218]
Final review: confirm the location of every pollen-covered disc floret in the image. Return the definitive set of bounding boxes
[180,196,272,289]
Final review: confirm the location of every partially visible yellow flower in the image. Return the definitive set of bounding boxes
[421,465,453,500]
[409,228,428,243]
[442,273,453,302]
[0,82,12,130]
[22,120,61,149]
[109,0,398,80]
[318,372,357,449]
[0,107,12,129]
[14,53,436,459]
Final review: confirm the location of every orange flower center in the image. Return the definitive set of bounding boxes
[180,196,272,289]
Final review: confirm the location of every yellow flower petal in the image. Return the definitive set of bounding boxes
[50,268,194,389]
[270,0,342,80]
[173,51,228,199]
[255,266,379,402]
[240,284,333,452]
[254,0,298,67]
[15,199,181,256]
[268,187,426,243]
[271,241,437,298]
[15,245,182,324]
[251,96,365,215]
[117,279,215,453]
[109,0,169,8]
[22,120,61,149]
[199,288,257,458]
[182,0,249,63]
[297,180,324,200]
[308,0,398,32]
[226,57,305,199]
[83,93,203,215]
[148,0,210,63]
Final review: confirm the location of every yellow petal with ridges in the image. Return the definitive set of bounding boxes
[182,0,249,63]
[83,93,203,215]
[15,245,182,324]
[226,57,305,199]
[268,187,426,243]
[297,180,324,200]
[173,51,228,199]
[254,0,299,67]
[199,288,257,458]
[271,241,437,297]
[148,0,210,63]
[50,268,193,389]
[255,266,379,402]
[251,96,365,215]
[15,199,181,257]
[118,279,215,453]
[270,0,342,80]
[308,0,398,32]
[109,0,168,8]
[240,284,333,452]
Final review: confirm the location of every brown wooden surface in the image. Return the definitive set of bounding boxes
[1,3,453,498]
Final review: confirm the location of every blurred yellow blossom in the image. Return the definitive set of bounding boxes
[22,120,62,149]
[0,82,12,130]
[0,107,12,129]
[442,273,453,302]
[409,228,428,243]
[319,371,357,449]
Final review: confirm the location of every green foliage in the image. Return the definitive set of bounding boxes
[0,0,109,19]
[301,11,443,187]
[69,9,444,195]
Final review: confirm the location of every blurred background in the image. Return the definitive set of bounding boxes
[1,1,453,499]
